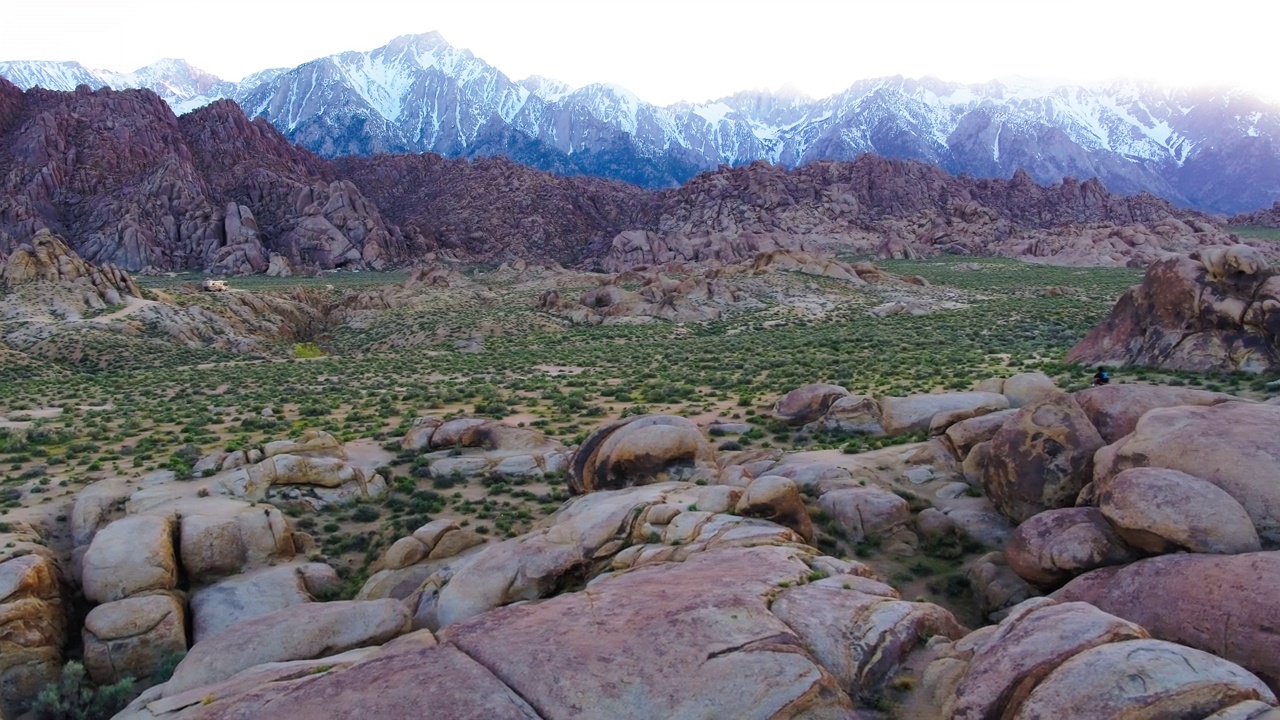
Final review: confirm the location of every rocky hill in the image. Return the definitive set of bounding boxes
[0,79,1271,274]
[1067,245,1280,373]
[1230,201,1280,228]
[7,32,1280,213]
[0,78,416,274]
[338,152,1255,270]
[332,153,654,266]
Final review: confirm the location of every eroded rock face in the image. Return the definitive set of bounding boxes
[1054,552,1280,691]
[981,393,1105,523]
[1092,401,1280,545]
[0,552,66,716]
[568,414,714,493]
[1067,253,1280,373]
[164,599,412,696]
[930,597,1276,719]
[1,230,141,302]
[131,479,970,718]
[153,641,539,719]
[189,564,338,643]
[951,600,1149,719]
[1013,640,1275,718]
[1005,507,1137,589]
[441,546,861,719]
[771,579,966,700]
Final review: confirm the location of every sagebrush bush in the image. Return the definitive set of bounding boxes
[33,661,135,720]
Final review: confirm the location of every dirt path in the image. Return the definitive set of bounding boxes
[88,295,158,323]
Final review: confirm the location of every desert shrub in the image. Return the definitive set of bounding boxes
[294,342,325,359]
[32,661,136,720]
[150,651,185,684]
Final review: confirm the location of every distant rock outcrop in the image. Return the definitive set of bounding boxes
[1,79,1271,275]
[1,230,140,303]
[333,153,652,267]
[1067,248,1280,372]
[0,80,413,273]
[1229,200,1280,228]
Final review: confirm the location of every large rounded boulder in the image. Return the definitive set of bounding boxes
[982,392,1105,523]
[569,415,714,494]
[81,515,178,604]
[772,383,850,425]
[1005,507,1137,589]
[1096,467,1261,555]
[1054,551,1280,690]
[1093,401,1280,545]
[1074,383,1239,443]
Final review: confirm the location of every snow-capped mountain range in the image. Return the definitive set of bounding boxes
[4,31,1279,214]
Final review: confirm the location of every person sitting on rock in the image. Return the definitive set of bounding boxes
[1093,366,1111,386]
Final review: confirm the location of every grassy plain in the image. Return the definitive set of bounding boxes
[3,258,1272,601]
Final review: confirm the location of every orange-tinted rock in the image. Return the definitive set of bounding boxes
[1067,255,1280,373]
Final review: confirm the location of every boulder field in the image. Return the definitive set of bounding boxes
[4,378,1280,718]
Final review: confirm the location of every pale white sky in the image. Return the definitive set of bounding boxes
[4,0,1276,105]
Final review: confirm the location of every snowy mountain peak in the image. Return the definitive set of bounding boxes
[3,33,1280,213]
[520,75,574,103]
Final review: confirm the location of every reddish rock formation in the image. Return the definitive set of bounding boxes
[1054,552,1280,692]
[0,83,412,273]
[1230,200,1280,227]
[1067,250,1280,372]
[334,153,653,266]
[1,79,1267,274]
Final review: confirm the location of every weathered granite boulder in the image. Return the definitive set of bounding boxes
[1054,551,1280,690]
[164,599,411,696]
[1096,467,1261,555]
[568,415,714,493]
[981,393,1104,523]
[1005,507,1137,589]
[1092,401,1280,545]
[82,592,186,684]
[81,515,177,604]
[772,383,851,425]
[0,553,66,716]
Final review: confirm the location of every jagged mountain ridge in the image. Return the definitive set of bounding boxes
[4,32,1280,213]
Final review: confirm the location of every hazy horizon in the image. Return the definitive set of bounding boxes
[4,0,1277,106]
